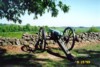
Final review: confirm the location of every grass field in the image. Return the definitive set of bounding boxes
[51,27,89,33]
[0,32,36,38]
[0,27,100,38]
[51,27,100,34]
[0,43,100,67]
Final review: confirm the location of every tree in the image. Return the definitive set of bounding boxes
[0,0,69,23]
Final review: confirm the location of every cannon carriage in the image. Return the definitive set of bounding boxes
[22,27,76,61]
[36,27,76,51]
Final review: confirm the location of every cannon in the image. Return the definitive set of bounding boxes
[21,27,76,61]
[35,27,76,61]
[35,27,76,51]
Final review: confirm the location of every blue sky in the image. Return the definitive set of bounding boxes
[0,0,100,27]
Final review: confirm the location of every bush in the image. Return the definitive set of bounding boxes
[87,27,100,33]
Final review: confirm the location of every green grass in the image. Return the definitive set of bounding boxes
[51,27,100,34]
[72,44,100,57]
[43,59,71,67]
[0,27,99,38]
[73,44,100,64]
[0,32,24,38]
[50,27,89,34]
[0,32,36,38]
[74,27,90,34]
[0,44,100,67]
[74,44,100,51]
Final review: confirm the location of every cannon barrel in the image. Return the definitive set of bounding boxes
[49,29,63,36]
[49,29,63,40]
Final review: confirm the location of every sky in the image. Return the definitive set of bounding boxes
[0,0,100,27]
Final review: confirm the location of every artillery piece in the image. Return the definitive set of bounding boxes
[35,27,75,51]
[22,27,76,61]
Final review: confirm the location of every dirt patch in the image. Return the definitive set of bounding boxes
[0,41,100,61]
[0,40,100,54]
[0,45,25,54]
[74,40,100,49]
[0,45,64,61]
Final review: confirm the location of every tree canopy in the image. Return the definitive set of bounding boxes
[0,0,69,23]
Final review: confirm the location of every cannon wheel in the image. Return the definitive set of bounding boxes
[63,27,75,51]
[38,27,46,50]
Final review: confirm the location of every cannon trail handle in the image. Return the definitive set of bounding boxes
[56,40,75,62]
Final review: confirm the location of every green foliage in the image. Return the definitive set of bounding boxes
[44,26,49,32]
[87,27,100,33]
[0,0,69,23]
[75,27,100,34]
[0,23,40,33]
[0,24,49,38]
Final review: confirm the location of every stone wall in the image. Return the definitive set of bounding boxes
[76,32,100,42]
[0,32,100,46]
[0,33,38,46]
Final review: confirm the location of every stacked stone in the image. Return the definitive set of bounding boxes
[22,33,38,45]
[0,37,20,46]
[0,33,38,46]
[0,32,100,46]
[76,32,100,42]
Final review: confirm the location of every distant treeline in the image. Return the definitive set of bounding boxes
[0,23,99,33]
[0,24,49,33]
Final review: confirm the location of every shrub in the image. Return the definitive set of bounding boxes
[87,27,100,33]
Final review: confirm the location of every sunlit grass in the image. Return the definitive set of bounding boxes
[0,32,36,39]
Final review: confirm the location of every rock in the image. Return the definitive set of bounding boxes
[3,42,8,45]
[16,39,21,45]
[23,41,29,45]
[8,42,12,45]
[76,32,100,42]
[19,39,25,45]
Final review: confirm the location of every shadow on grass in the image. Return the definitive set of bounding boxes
[0,47,99,67]
[0,47,74,67]
[74,49,100,59]
[21,45,77,62]
[45,48,100,67]
[46,49,66,59]
[74,49,100,67]
[0,47,6,56]
[0,47,42,67]
[0,48,76,67]
[0,54,43,67]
